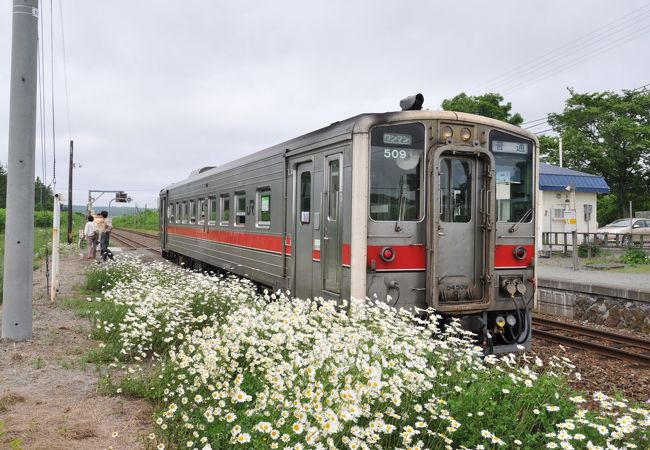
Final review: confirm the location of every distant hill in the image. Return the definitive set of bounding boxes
[65,205,158,217]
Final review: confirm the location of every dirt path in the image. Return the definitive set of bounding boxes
[0,252,152,450]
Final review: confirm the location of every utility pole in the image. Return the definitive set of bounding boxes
[67,140,73,243]
[2,0,40,341]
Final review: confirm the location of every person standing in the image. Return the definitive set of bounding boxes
[97,210,113,261]
[84,215,97,259]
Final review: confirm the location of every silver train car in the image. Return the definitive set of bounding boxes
[160,96,537,353]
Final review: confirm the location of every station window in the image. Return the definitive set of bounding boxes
[257,188,271,227]
[235,192,246,226]
[189,200,197,224]
[198,198,206,225]
[208,196,217,225]
[220,194,231,226]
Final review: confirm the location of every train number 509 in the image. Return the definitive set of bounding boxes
[384,149,407,159]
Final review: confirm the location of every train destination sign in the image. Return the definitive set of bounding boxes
[382,132,412,146]
[492,140,528,154]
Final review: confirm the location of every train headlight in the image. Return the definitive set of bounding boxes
[513,246,527,260]
[379,247,396,262]
[460,127,472,142]
[506,314,517,327]
[441,126,453,140]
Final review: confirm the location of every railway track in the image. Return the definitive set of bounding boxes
[533,316,650,366]
[110,228,161,254]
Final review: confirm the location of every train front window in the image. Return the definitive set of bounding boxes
[489,131,533,223]
[369,123,424,221]
[439,158,472,223]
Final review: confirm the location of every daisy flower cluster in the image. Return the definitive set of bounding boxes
[87,255,649,449]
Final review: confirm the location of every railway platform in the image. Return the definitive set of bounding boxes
[536,258,650,332]
[537,258,650,295]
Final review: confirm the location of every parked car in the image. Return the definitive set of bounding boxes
[596,218,650,246]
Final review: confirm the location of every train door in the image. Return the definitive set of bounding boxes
[160,191,168,250]
[294,162,314,299]
[322,154,342,294]
[429,148,494,312]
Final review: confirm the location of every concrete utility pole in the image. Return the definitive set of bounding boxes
[67,140,73,244]
[2,0,40,341]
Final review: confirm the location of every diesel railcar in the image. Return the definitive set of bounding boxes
[160,95,537,353]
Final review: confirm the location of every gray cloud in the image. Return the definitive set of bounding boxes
[1,0,648,207]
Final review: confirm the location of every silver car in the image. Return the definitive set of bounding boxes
[597,218,650,246]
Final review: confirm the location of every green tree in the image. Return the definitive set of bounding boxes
[34,177,54,211]
[441,92,524,126]
[538,135,560,164]
[548,88,650,218]
[0,163,6,209]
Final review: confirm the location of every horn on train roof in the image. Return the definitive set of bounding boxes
[400,93,424,111]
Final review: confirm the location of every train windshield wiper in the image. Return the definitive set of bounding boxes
[395,176,407,232]
[508,208,533,233]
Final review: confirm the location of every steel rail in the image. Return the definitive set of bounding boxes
[533,329,650,366]
[533,317,650,351]
[111,229,161,254]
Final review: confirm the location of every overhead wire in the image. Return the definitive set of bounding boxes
[58,0,72,142]
[472,4,650,94]
[502,23,650,95]
[48,0,56,189]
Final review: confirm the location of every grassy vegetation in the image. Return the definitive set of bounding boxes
[77,256,649,449]
[0,211,86,300]
[111,209,158,232]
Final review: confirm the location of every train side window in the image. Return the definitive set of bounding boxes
[256,187,271,228]
[300,172,311,223]
[208,196,217,225]
[235,192,246,226]
[176,203,181,223]
[328,159,340,220]
[189,200,197,224]
[220,194,231,226]
[182,201,188,224]
[198,198,206,225]
[168,204,174,223]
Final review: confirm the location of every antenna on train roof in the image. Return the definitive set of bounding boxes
[400,93,424,111]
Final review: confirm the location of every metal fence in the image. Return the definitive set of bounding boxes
[541,232,650,253]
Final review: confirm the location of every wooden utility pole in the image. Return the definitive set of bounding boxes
[67,140,73,243]
[2,0,40,341]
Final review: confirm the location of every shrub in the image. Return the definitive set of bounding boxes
[620,248,649,265]
[578,240,601,258]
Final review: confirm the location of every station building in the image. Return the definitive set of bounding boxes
[536,163,610,251]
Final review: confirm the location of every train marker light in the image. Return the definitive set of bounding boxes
[513,246,527,260]
[379,247,395,262]
[460,127,472,142]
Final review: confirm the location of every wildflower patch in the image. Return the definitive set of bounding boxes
[86,256,649,449]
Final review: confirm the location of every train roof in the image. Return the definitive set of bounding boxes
[161,110,538,192]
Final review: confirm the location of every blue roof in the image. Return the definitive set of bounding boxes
[539,163,610,193]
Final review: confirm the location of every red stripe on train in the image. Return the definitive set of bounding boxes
[495,244,534,268]
[366,244,426,271]
[168,226,284,254]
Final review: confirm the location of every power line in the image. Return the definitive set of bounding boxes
[502,23,650,95]
[521,116,548,126]
[473,4,650,94]
[58,0,72,141]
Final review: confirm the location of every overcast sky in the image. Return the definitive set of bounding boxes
[1,0,649,208]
